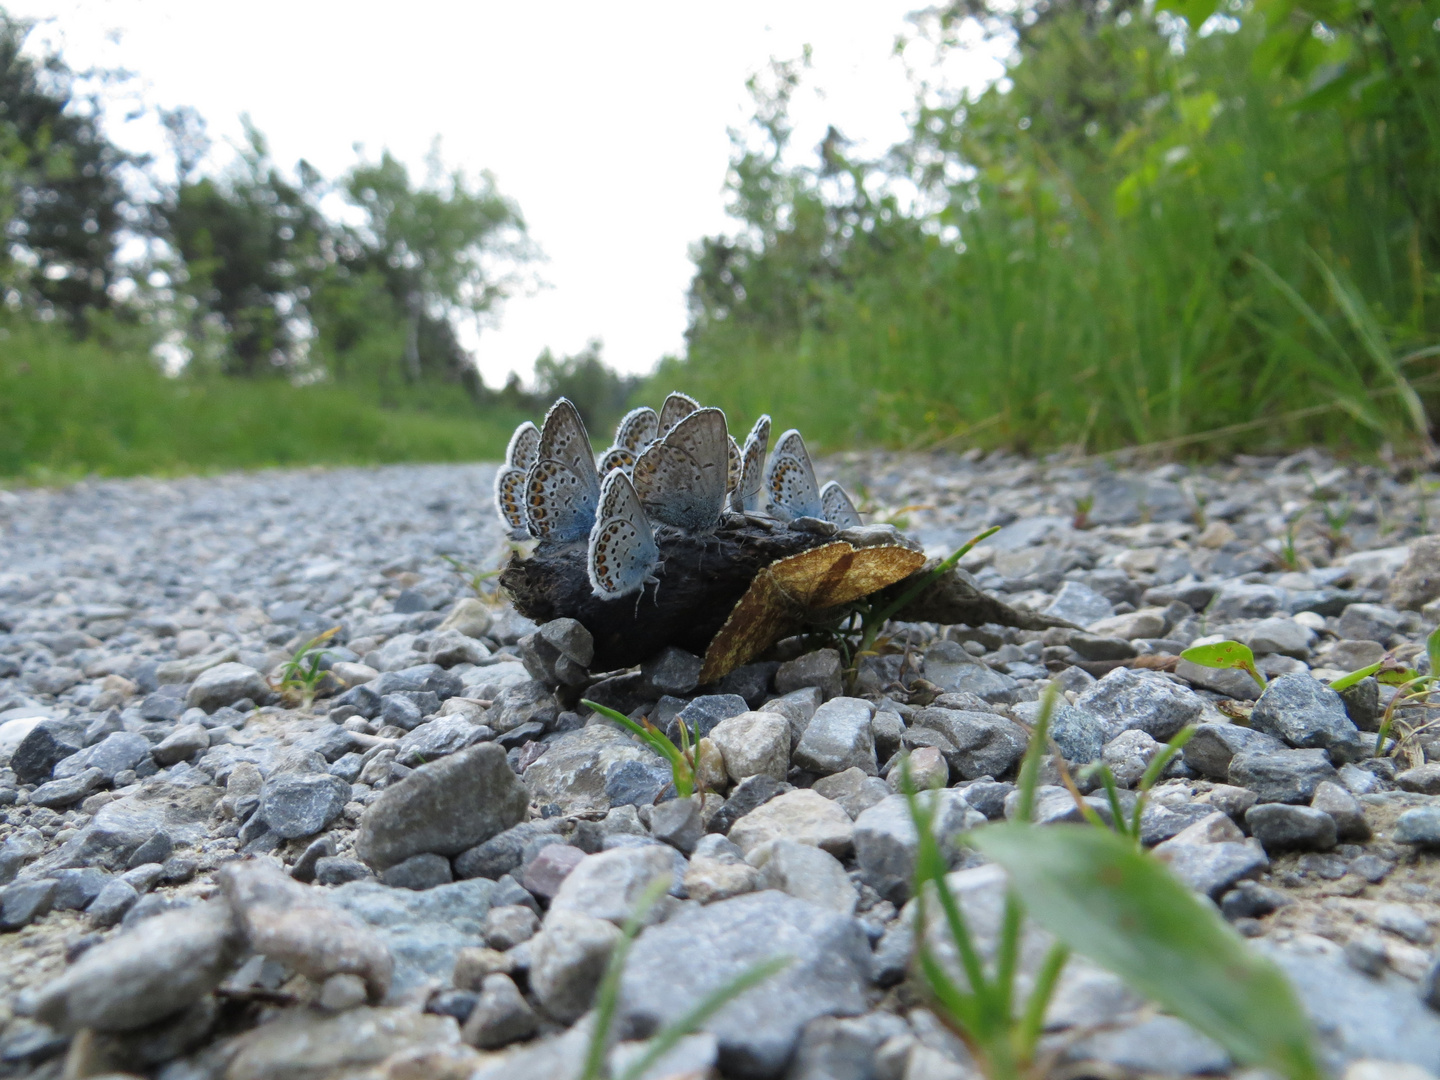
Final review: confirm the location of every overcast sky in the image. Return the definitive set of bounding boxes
[10,1,1003,387]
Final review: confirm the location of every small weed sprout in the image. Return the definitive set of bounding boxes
[441,553,503,601]
[1066,725,1197,846]
[583,699,699,799]
[902,686,1070,1080]
[1071,494,1094,531]
[1368,625,1440,760]
[271,627,341,708]
[581,877,789,1080]
[907,684,1324,1079]
[1179,640,1267,690]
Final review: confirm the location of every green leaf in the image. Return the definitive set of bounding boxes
[971,824,1322,1080]
[1179,640,1266,689]
[1378,668,1421,687]
[1429,625,1440,684]
[1328,661,1384,692]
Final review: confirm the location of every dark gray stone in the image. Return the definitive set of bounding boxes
[396,716,483,765]
[357,743,528,870]
[1394,805,1440,847]
[381,853,454,890]
[186,663,269,713]
[774,649,844,701]
[1043,581,1114,626]
[1245,803,1338,852]
[1338,677,1382,732]
[642,647,703,696]
[258,772,349,839]
[489,680,559,734]
[29,767,104,808]
[51,867,110,911]
[138,691,186,724]
[649,797,703,855]
[708,775,786,835]
[793,698,877,776]
[1074,668,1202,741]
[909,709,1028,780]
[126,831,173,869]
[853,792,985,903]
[666,694,749,744]
[1310,781,1370,841]
[1249,673,1366,761]
[454,821,560,881]
[0,878,56,930]
[605,759,673,808]
[716,662,778,707]
[87,879,140,926]
[1228,748,1337,804]
[10,720,83,783]
[314,857,373,885]
[1183,723,1287,781]
[1067,633,1138,662]
[1157,841,1268,898]
[53,731,151,783]
[1207,583,1285,622]
[618,891,871,1078]
[1219,880,1292,920]
[1012,700,1104,763]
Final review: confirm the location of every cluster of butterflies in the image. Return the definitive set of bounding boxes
[494,392,864,601]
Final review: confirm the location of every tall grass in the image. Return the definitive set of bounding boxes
[0,319,523,481]
[661,12,1440,457]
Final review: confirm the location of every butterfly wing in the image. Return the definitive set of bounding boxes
[726,435,741,496]
[657,391,700,436]
[506,421,541,471]
[820,481,864,529]
[730,414,771,513]
[633,407,729,532]
[494,465,529,535]
[525,458,599,542]
[538,398,600,502]
[597,446,637,476]
[588,470,661,600]
[614,407,659,455]
[771,428,814,475]
[765,453,823,521]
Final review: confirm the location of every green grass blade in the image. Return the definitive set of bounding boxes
[1329,661,1385,692]
[1015,941,1071,1059]
[971,824,1322,1079]
[1013,685,1058,823]
[584,698,694,798]
[581,877,672,1080]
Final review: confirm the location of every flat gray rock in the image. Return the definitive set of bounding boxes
[618,890,871,1078]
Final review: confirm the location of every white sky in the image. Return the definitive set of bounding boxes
[9,1,1005,387]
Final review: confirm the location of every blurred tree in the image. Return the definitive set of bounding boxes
[0,11,131,320]
[333,148,534,396]
[533,339,642,435]
[163,120,328,377]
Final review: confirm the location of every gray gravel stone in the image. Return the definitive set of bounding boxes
[0,878,56,930]
[1044,581,1114,625]
[10,720,84,784]
[852,791,984,902]
[617,890,871,1078]
[24,900,240,1032]
[186,662,269,712]
[258,772,350,839]
[792,697,877,776]
[549,845,678,925]
[1310,781,1371,841]
[1184,723,1288,781]
[909,708,1028,780]
[1155,841,1268,898]
[709,711,791,783]
[56,731,151,784]
[29,767,104,808]
[529,910,621,1023]
[1074,668,1202,740]
[381,852,454,890]
[1228,748,1337,804]
[641,646,703,696]
[1013,700,1105,763]
[1336,603,1405,644]
[752,839,857,915]
[87,878,139,926]
[463,972,538,1049]
[357,742,527,870]
[1249,673,1366,760]
[1245,803,1338,852]
[1394,805,1440,847]
[774,649,843,700]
